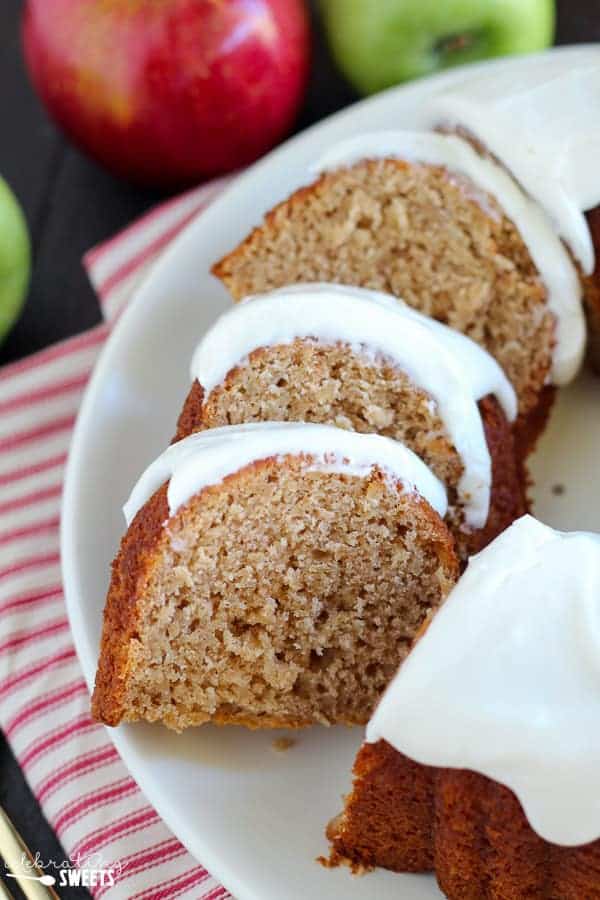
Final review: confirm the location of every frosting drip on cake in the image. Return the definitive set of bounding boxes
[190,284,516,530]
[123,421,447,525]
[425,55,600,273]
[314,130,585,387]
[367,514,600,847]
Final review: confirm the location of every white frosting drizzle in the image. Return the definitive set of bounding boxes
[123,422,447,526]
[425,59,600,273]
[367,514,600,847]
[190,283,516,530]
[314,130,585,386]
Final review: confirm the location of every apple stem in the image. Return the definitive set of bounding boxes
[435,32,475,55]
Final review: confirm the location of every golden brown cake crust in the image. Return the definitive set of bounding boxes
[174,380,205,442]
[584,206,600,372]
[175,383,527,558]
[91,484,170,727]
[514,384,556,461]
[465,395,527,556]
[328,740,600,899]
[327,739,435,873]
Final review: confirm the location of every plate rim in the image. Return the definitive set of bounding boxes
[61,43,598,899]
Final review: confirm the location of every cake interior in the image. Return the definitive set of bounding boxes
[213,159,555,419]
[176,339,528,560]
[187,341,463,492]
[96,459,457,731]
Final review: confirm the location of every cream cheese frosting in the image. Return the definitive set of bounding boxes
[367,514,600,847]
[314,130,585,386]
[424,57,600,274]
[189,283,517,530]
[123,421,447,526]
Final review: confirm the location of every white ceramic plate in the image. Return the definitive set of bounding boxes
[62,46,600,900]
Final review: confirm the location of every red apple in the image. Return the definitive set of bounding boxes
[22,0,311,186]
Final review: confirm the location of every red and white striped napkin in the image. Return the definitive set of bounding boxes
[0,176,237,899]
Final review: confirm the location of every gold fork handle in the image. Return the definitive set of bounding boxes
[0,878,14,900]
[0,806,59,900]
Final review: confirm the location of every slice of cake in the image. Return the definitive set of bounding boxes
[92,422,458,731]
[424,60,600,372]
[212,130,587,448]
[327,515,600,898]
[175,283,525,559]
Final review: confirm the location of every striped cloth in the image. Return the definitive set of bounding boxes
[0,177,236,899]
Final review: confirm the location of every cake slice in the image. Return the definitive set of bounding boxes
[327,515,600,898]
[212,130,587,448]
[175,283,525,559]
[424,61,600,372]
[92,422,458,731]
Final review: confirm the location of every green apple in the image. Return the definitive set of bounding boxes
[320,0,555,95]
[0,176,30,341]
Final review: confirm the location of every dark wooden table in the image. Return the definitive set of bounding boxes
[0,0,598,894]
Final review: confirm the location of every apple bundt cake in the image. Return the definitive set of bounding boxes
[92,422,459,731]
[175,283,526,559]
[212,130,588,450]
[327,515,600,898]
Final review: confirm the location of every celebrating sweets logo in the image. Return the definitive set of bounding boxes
[4,851,124,889]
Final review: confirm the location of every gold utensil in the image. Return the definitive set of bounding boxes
[0,805,59,900]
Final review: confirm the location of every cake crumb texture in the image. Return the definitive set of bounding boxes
[92,459,458,731]
[175,342,527,560]
[213,159,555,421]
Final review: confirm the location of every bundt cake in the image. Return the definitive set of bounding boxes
[92,422,459,731]
[212,129,587,450]
[327,515,600,898]
[175,283,526,559]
